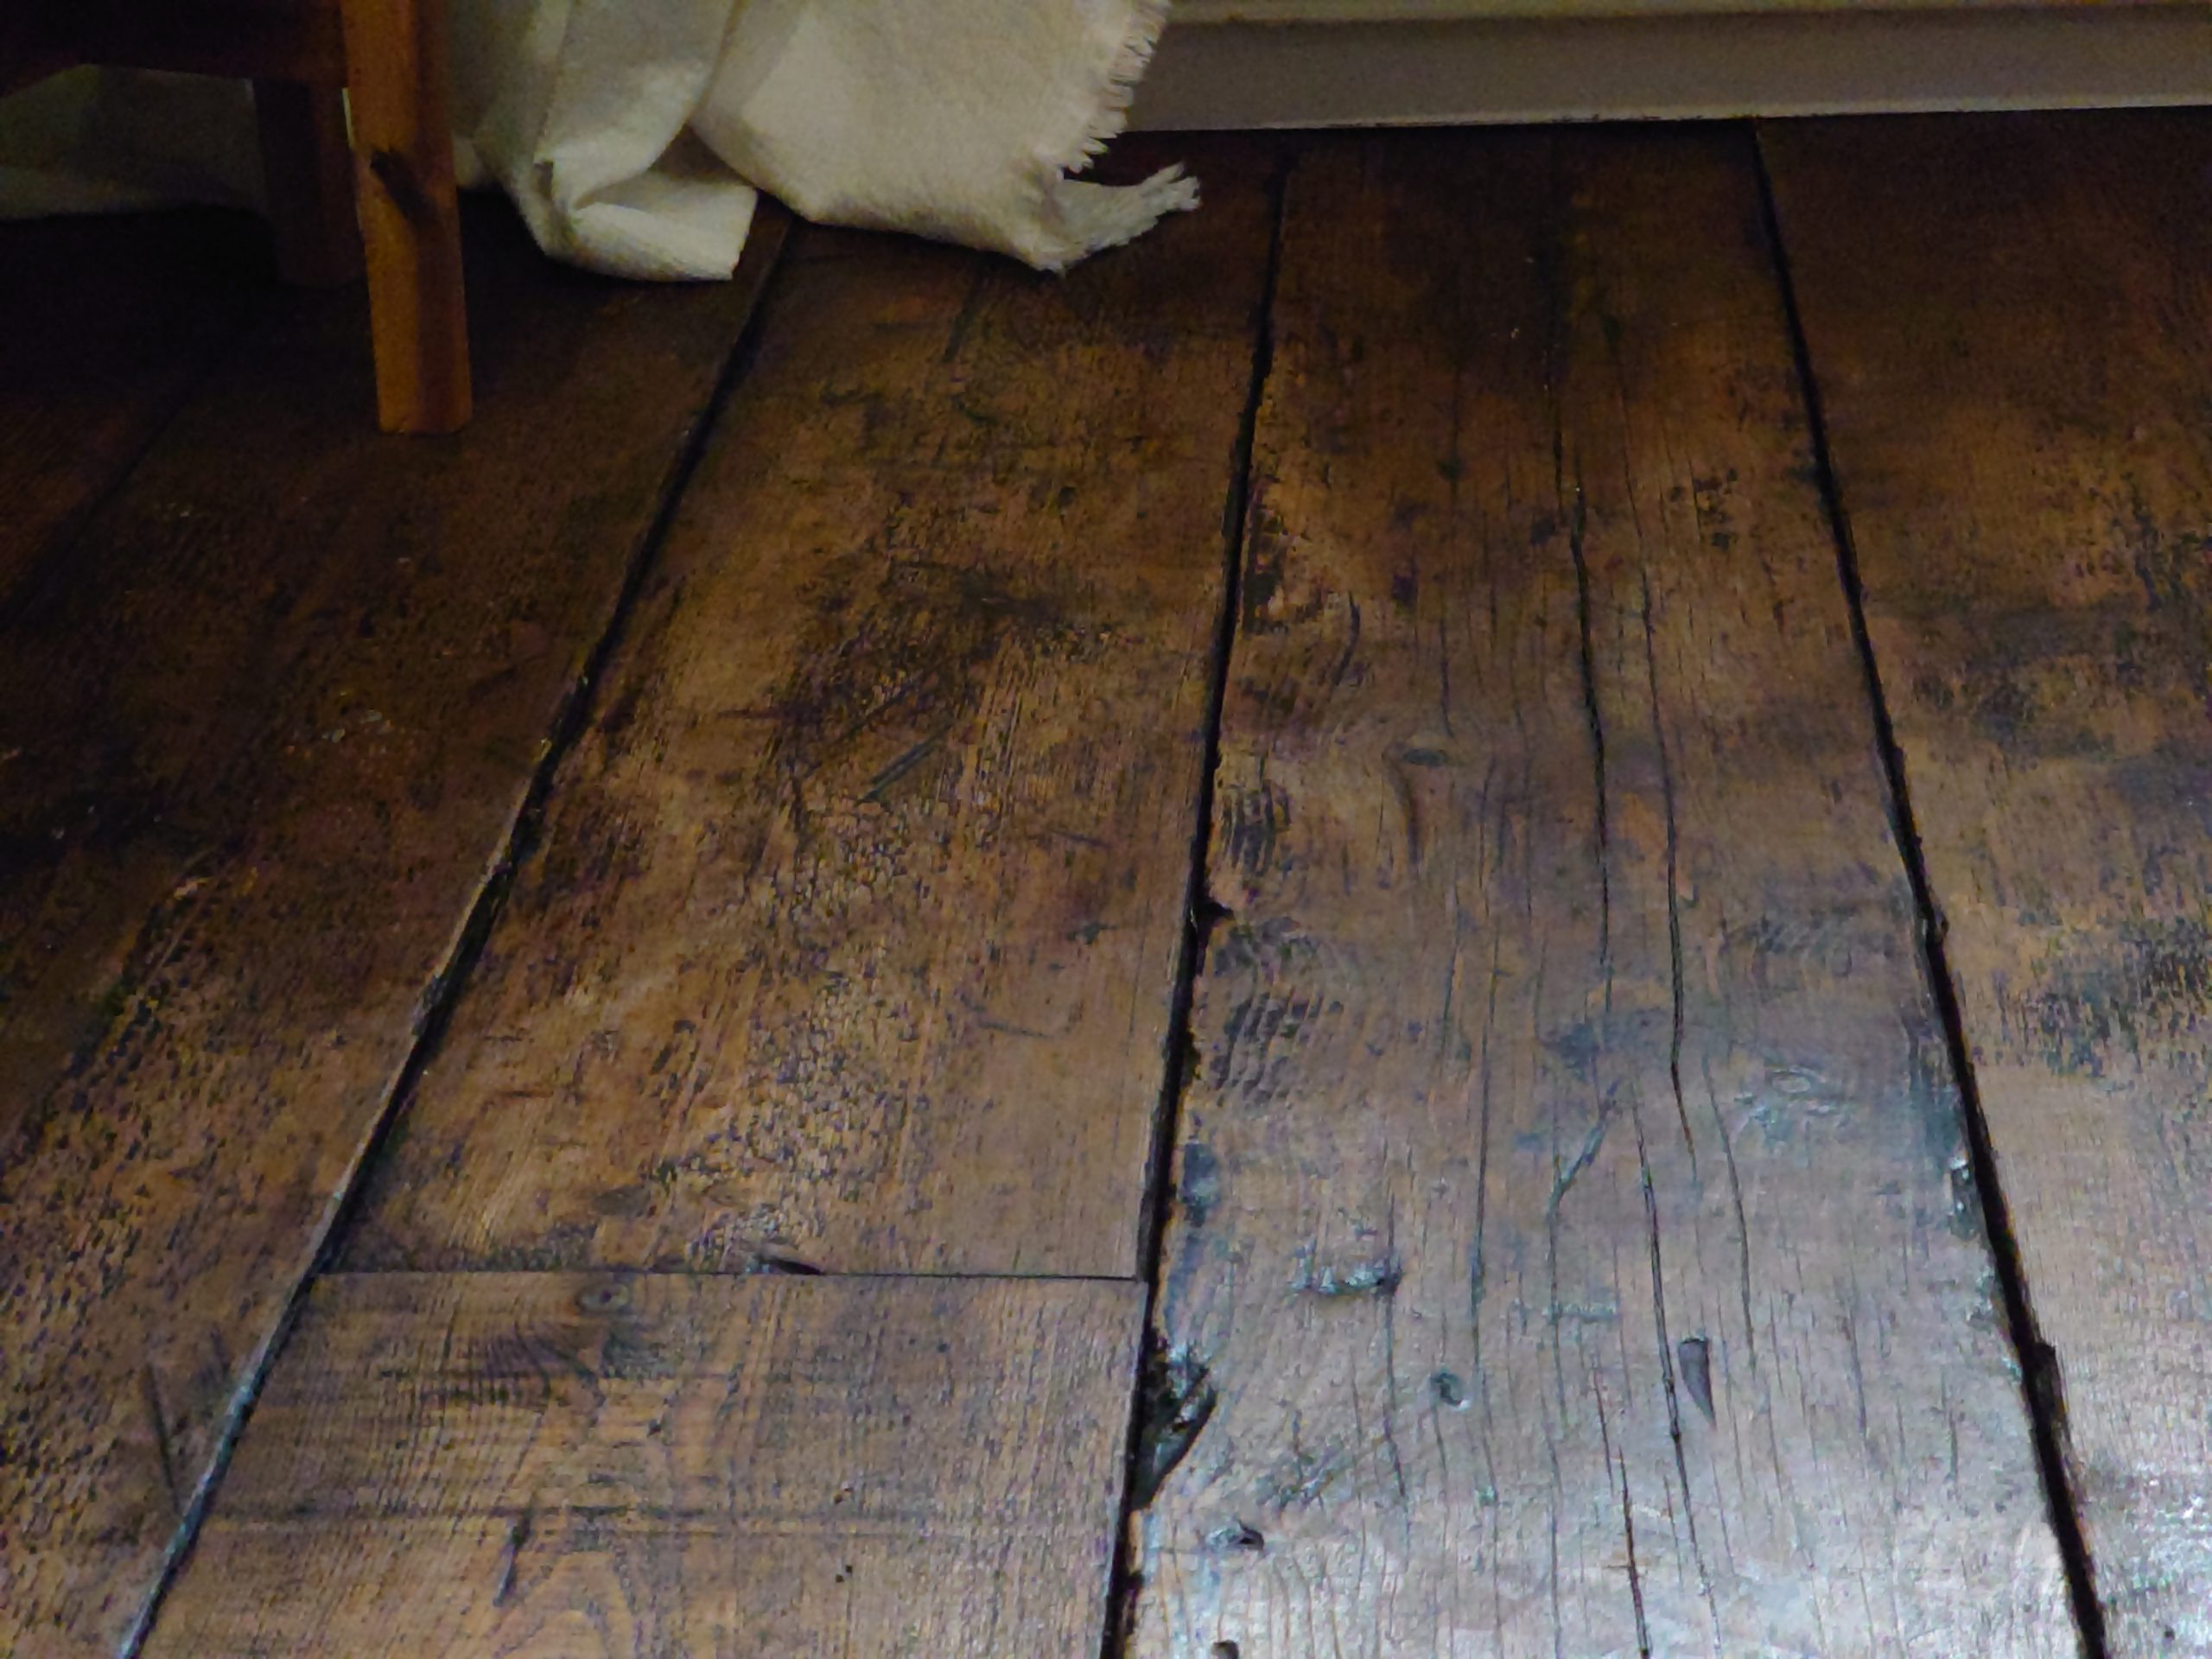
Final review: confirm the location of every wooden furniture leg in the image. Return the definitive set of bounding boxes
[255,80,362,287]
[338,0,470,432]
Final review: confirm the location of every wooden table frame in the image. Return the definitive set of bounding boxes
[7,0,472,433]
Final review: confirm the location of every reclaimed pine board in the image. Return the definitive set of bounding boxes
[340,141,1279,1279]
[0,202,789,1657]
[1128,130,2070,1658]
[141,1274,1141,1657]
[0,210,271,607]
[1764,110,2212,1655]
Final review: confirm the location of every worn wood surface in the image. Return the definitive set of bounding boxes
[1128,130,2069,1658]
[0,203,788,1657]
[341,143,1277,1279]
[1764,110,2212,1656]
[0,210,272,607]
[143,1273,1140,1656]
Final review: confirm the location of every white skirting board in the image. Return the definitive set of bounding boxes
[1130,6,2212,129]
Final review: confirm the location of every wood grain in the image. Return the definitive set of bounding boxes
[341,142,1279,1279]
[340,0,470,432]
[1128,130,2069,1657]
[142,1274,1141,1657]
[0,210,271,607]
[1764,109,2212,1656]
[0,203,788,1657]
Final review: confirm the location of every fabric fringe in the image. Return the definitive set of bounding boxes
[1031,0,1198,270]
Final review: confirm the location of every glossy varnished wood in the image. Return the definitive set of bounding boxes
[143,1274,1141,1656]
[0,203,788,1656]
[341,143,1278,1279]
[0,211,272,606]
[1128,130,2068,1657]
[1764,110,2212,1655]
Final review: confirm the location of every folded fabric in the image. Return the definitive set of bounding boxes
[0,0,1196,279]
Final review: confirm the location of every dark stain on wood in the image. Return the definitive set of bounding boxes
[1130,1341,1218,1512]
[365,147,436,226]
[2005,917,2212,1077]
[1203,1520,1266,1554]
[1177,1141,1222,1230]
[1675,1335,1715,1425]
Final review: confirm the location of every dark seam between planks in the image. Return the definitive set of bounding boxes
[1098,143,1293,1659]
[1749,122,2110,1659]
[112,216,798,1659]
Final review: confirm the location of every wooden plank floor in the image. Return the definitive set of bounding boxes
[143,1274,1141,1657]
[1130,129,2065,1658]
[0,201,790,1656]
[8,118,2212,1657]
[337,143,1279,1280]
[1766,110,2212,1657]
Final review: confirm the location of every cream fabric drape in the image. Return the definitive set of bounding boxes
[0,0,1196,276]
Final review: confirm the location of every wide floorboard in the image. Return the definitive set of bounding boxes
[339,145,1279,1280]
[143,1274,1140,1658]
[1128,128,2064,1659]
[1768,109,2212,1656]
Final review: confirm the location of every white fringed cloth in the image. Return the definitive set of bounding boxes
[0,0,1196,276]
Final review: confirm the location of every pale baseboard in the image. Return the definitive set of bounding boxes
[1173,0,2175,20]
[1131,6,2212,128]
